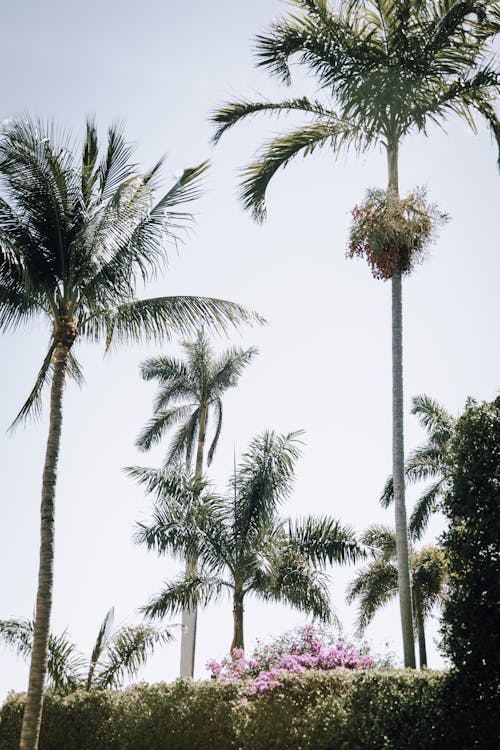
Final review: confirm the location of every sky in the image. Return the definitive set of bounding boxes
[0,0,499,701]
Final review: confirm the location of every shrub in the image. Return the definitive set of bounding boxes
[1,670,497,750]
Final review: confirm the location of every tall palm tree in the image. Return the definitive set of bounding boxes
[380,394,454,539]
[136,330,257,676]
[0,117,259,750]
[0,608,171,692]
[211,0,500,667]
[347,525,447,667]
[128,431,364,651]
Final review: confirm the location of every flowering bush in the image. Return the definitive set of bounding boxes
[207,626,374,694]
[347,188,448,280]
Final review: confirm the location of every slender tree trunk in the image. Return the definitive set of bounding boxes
[414,595,427,669]
[388,143,416,669]
[230,591,244,652]
[19,344,69,750]
[179,404,208,678]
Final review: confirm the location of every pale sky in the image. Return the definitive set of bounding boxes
[1,0,499,701]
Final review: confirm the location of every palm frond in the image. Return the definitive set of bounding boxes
[346,558,399,634]
[141,574,227,619]
[86,606,115,690]
[46,631,84,691]
[239,121,363,221]
[211,97,339,144]
[233,430,303,539]
[360,525,397,560]
[287,516,364,566]
[256,550,332,623]
[93,623,172,689]
[97,295,264,348]
[9,343,56,431]
[379,475,394,508]
[409,480,445,540]
[411,394,454,434]
[0,617,34,660]
[164,408,200,467]
[139,354,191,385]
[207,398,222,467]
[135,406,193,452]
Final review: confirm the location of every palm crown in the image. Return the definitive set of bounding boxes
[136,330,258,468]
[0,117,258,424]
[128,431,364,651]
[212,0,500,220]
[347,524,447,667]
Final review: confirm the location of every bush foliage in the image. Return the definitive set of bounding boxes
[439,396,500,748]
[1,670,497,750]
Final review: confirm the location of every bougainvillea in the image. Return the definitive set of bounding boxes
[347,188,448,280]
[207,625,374,694]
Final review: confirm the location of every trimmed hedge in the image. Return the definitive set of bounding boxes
[1,670,497,750]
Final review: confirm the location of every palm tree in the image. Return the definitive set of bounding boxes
[136,330,257,676]
[0,607,171,692]
[211,0,499,667]
[0,117,259,750]
[128,431,364,652]
[380,394,454,539]
[347,525,447,668]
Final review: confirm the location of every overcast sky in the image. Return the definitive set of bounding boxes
[1,0,499,701]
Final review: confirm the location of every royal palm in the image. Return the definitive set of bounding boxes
[136,330,257,675]
[0,117,257,750]
[211,0,499,666]
[129,431,364,651]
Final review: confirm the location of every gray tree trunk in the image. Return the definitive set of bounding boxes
[388,143,416,669]
[179,404,208,678]
[415,596,427,668]
[19,344,69,750]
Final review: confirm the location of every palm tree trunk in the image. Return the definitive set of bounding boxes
[179,405,208,678]
[388,142,416,669]
[415,596,427,669]
[19,344,69,750]
[230,592,244,652]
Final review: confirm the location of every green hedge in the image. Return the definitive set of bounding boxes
[1,671,497,750]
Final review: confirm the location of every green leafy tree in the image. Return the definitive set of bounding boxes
[380,394,455,539]
[128,431,364,651]
[0,607,171,692]
[211,0,500,667]
[136,330,257,676]
[347,525,447,667]
[0,117,258,750]
[439,397,500,746]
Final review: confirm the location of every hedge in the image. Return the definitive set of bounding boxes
[1,670,497,750]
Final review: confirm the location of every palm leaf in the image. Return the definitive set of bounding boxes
[86,606,115,691]
[141,574,227,619]
[287,516,364,566]
[93,624,172,689]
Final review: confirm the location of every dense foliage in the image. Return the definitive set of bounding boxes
[439,396,500,745]
[1,670,495,750]
[347,189,448,280]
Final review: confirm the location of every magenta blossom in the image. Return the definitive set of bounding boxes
[207,625,374,694]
